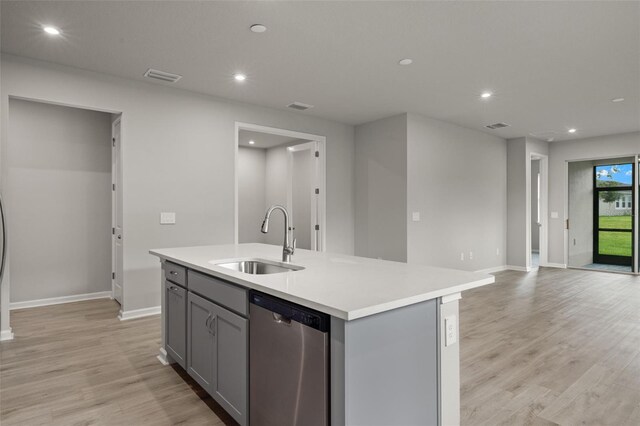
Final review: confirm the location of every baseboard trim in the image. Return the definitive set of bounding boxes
[506,265,531,272]
[542,263,567,269]
[475,265,508,274]
[10,291,112,311]
[157,347,170,366]
[118,306,161,321]
[0,328,14,342]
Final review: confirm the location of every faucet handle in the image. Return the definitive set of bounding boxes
[293,238,296,253]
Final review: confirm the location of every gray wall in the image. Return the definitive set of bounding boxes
[531,160,540,251]
[1,54,355,318]
[237,147,266,244]
[548,132,639,265]
[6,99,112,303]
[568,160,594,267]
[263,145,289,246]
[407,113,507,271]
[354,114,407,262]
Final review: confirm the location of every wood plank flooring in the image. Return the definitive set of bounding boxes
[0,300,237,426]
[0,267,638,425]
[460,267,640,425]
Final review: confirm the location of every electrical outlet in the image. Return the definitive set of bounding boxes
[460,252,465,261]
[412,212,421,222]
[551,211,559,219]
[496,247,500,256]
[160,212,176,224]
[445,315,457,346]
[469,251,473,260]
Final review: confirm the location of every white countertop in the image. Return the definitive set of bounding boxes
[149,243,495,321]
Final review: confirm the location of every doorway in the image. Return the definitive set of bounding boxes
[5,98,121,312]
[592,163,634,269]
[235,123,326,251]
[528,153,548,270]
[568,156,637,273]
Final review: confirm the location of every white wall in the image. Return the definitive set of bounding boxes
[237,147,266,244]
[354,114,407,262]
[548,132,640,265]
[6,99,112,303]
[1,54,355,324]
[407,113,507,271]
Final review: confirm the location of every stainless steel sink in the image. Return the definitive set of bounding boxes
[215,259,304,275]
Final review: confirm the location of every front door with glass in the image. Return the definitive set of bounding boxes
[593,163,634,266]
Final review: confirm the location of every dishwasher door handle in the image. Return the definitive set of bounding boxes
[272,312,291,326]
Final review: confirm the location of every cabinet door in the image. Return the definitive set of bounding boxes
[211,303,248,426]
[165,281,187,368]
[187,292,216,393]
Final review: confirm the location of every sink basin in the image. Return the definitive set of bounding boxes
[215,259,305,275]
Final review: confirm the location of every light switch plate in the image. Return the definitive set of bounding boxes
[160,212,176,225]
[412,212,421,222]
[551,211,559,219]
[444,315,457,347]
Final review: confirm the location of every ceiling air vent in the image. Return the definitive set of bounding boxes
[485,122,510,130]
[287,102,314,111]
[143,68,182,83]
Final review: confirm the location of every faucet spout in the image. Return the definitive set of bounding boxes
[261,205,295,262]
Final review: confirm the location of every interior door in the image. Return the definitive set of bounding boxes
[593,163,634,266]
[287,142,319,251]
[112,118,123,304]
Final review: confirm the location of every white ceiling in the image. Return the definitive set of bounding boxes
[2,1,639,141]
[238,129,303,149]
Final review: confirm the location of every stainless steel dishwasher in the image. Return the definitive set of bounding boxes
[249,291,329,426]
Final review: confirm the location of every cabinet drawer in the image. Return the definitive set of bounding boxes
[164,262,187,287]
[188,271,248,317]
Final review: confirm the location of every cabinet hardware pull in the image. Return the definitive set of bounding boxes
[210,315,217,336]
[169,271,178,275]
[205,313,212,328]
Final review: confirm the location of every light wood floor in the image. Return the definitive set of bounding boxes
[0,300,237,425]
[0,267,638,425]
[460,267,640,425]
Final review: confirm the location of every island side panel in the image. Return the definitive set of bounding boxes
[158,259,170,365]
[439,294,461,426]
[333,299,439,426]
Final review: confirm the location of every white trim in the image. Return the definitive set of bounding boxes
[118,305,161,321]
[441,293,462,304]
[0,328,14,341]
[506,265,531,272]
[474,265,507,274]
[543,262,567,269]
[234,122,327,252]
[9,291,111,310]
[528,152,549,271]
[157,347,170,366]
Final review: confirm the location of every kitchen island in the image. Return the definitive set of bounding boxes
[150,243,494,426]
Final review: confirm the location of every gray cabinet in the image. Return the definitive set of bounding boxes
[187,292,248,426]
[165,281,187,368]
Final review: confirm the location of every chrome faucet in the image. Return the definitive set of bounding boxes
[261,205,295,263]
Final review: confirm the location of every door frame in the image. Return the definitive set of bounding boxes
[111,115,124,303]
[527,152,549,269]
[234,122,327,251]
[286,141,322,251]
[592,162,634,266]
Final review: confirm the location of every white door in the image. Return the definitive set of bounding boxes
[112,118,123,304]
[287,142,320,251]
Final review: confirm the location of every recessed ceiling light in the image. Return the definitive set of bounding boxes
[481,92,493,99]
[43,26,60,35]
[250,24,267,33]
[234,73,247,82]
[612,97,625,103]
[287,147,294,151]
[568,128,577,133]
[398,59,413,66]
[248,140,255,145]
